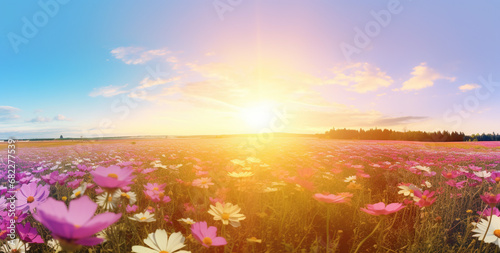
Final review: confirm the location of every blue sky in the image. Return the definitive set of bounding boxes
[1,0,499,138]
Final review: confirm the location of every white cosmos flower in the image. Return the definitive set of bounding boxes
[344,175,357,183]
[96,193,118,211]
[474,171,492,178]
[129,211,156,222]
[472,215,500,248]
[397,184,421,197]
[113,189,137,205]
[208,202,246,227]
[177,218,196,225]
[47,239,62,252]
[414,165,431,173]
[0,239,30,253]
[71,183,87,199]
[132,229,191,253]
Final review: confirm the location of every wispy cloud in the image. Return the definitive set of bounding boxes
[54,114,71,121]
[137,76,180,89]
[111,47,170,65]
[459,83,481,92]
[0,106,20,121]
[327,62,393,93]
[89,84,128,97]
[401,62,455,91]
[373,116,428,126]
[28,116,52,123]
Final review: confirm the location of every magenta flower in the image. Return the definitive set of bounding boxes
[91,165,135,189]
[480,193,500,207]
[16,182,50,212]
[33,195,121,247]
[488,171,500,183]
[414,190,437,208]
[126,204,138,213]
[441,170,460,179]
[191,221,227,248]
[313,193,351,204]
[360,202,405,216]
[478,207,500,217]
[17,222,44,243]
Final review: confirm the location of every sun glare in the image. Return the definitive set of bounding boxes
[239,102,275,129]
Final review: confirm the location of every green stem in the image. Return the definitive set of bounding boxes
[326,206,330,253]
[352,217,384,253]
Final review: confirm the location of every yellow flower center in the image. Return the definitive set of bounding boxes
[496,177,500,182]
[221,212,230,220]
[159,251,169,253]
[495,229,500,238]
[203,237,213,246]
[421,195,427,200]
[75,191,81,197]
[108,196,113,202]
[121,193,130,199]
[107,173,118,179]
[153,187,159,191]
[74,224,81,229]
[62,196,67,201]
[27,196,35,203]
[159,192,165,198]
[409,190,414,194]
[140,217,147,221]
[446,172,452,177]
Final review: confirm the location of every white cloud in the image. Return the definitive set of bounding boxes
[89,84,128,97]
[327,62,393,93]
[28,116,52,123]
[138,76,180,89]
[459,83,481,92]
[401,62,455,91]
[54,114,71,121]
[0,106,20,121]
[111,47,170,65]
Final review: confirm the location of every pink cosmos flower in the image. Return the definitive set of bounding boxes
[144,183,166,192]
[488,171,500,184]
[16,182,50,212]
[414,190,437,208]
[313,193,352,204]
[126,204,138,213]
[191,221,227,248]
[441,170,461,179]
[17,222,44,243]
[478,207,500,217]
[91,165,135,189]
[445,180,467,189]
[192,177,214,189]
[480,193,500,207]
[33,196,121,247]
[360,202,405,216]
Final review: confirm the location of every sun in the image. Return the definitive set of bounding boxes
[239,101,275,129]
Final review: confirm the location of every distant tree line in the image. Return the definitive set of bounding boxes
[464,133,500,142]
[323,128,467,142]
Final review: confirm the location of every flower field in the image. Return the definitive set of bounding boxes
[2,138,500,252]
